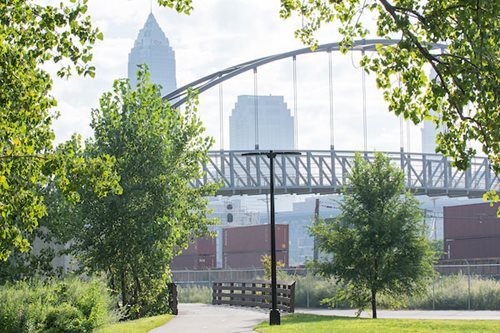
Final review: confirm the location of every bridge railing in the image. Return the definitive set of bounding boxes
[192,150,498,197]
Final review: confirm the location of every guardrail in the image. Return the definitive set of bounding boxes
[212,280,296,313]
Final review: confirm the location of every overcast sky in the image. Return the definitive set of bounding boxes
[50,0,427,152]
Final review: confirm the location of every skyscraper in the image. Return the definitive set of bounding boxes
[128,13,177,96]
[229,95,295,150]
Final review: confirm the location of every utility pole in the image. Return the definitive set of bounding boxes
[314,198,320,261]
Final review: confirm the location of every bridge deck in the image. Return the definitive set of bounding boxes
[192,150,498,197]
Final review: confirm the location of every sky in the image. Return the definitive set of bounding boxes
[50,0,429,153]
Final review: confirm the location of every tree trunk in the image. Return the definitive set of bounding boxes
[371,288,377,319]
[121,269,127,307]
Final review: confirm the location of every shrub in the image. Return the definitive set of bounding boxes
[294,273,341,308]
[0,276,119,333]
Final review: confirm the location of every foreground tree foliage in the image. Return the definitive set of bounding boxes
[0,0,119,261]
[313,153,436,318]
[59,68,218,318]
[279,0,499,176]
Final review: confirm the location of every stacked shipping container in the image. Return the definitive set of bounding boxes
[171,237,217,270]
[223,224,289,269]
[171,224,290,270]
[444,202,500,260]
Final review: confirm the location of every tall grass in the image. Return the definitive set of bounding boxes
[0,276,119,333]
[177,285,212,303]
[175,274,500,310]
[406,275,500,310]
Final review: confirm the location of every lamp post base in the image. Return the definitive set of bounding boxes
[269,309,280,325]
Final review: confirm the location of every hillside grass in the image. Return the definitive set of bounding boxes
[95,314,173,333]
[254,314,500,333]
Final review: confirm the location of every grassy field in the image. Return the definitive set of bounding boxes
[95,314,173,333]
[254,314,500,333]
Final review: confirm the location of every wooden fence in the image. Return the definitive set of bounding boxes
[212,280,295,313]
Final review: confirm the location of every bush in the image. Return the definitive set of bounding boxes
[294,273,341,308]
[0,276,119,333]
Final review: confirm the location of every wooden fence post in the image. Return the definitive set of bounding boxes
[167,283,178,315]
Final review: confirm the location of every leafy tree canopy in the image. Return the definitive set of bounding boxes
[58,67,218,318]
[278,0,499,176]
[0,0,118,261]
[313,152,436,318]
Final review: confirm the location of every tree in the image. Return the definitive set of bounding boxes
[0,0,196,262]
[62,67,218,318]
[313,152,436,318]
[0,0,108,261]
[279,0,499,176]
[0,134,121,283]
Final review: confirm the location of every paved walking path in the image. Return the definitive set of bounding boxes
[151,304,500,333]
[150,303,268,333]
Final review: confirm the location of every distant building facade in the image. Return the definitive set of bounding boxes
[229,95,295,150]
[128,13,177,96]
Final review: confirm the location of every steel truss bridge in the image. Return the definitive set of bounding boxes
[164,39,497,198]
[192,150,498,197]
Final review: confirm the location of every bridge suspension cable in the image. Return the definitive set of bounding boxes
[361,50,367,151]
[219,82,224,150]
[293,56,298,149]
[164,39,446,109]
[328,50,334,150]
[399,74,404,151]
[254,68,259,150]
[163,39,446,153]
[407,120,412,152]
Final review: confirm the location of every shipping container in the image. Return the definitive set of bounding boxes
[223,250,289,269]
[171,254,216,270]
[223,224,288,253]
[444,202,500,260]
[180,237,216,256]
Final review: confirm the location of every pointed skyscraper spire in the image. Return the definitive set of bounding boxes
[128,13,177,96]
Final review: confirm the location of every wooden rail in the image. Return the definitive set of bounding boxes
[212,280,295,313]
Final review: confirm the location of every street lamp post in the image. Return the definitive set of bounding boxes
[242,150,301,326]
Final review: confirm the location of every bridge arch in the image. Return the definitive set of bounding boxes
[163,39,445,109]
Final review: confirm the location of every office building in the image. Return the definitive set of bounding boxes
[229,95,295,150]
[128,13,177,96]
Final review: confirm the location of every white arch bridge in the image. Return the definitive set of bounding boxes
[192,150,498,198]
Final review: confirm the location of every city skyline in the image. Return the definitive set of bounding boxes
[51,0,438,153]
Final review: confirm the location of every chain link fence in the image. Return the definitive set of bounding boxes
[172,263,500,310]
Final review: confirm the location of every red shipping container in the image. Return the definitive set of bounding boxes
[223,224,288,253]
[444,202,500,260]
[179,237,216,256]
[171,254,216,270]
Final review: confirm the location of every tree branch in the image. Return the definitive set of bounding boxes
[0,154,46,160]
[376,0,493,157]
